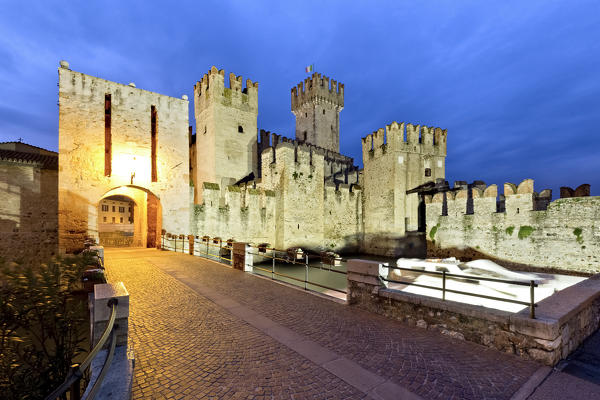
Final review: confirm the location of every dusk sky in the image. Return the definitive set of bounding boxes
[1,1,598,196]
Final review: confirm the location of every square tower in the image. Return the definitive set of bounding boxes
[291,73,344,153]
[193,66,258,202]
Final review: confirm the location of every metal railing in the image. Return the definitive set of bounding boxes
[381,265,538,318]
[247,245,347,295]
[45,299,119,400]
[159,233,347,296]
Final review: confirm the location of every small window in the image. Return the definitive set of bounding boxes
[101,204,109,212]
[323,109,325,115]
[238,125,243,133]
[305,112,307,117]
[112,217,115,223]
[103,216,107,222]
[120,217,123,223]
[128,207,131,212]
[425,168,431,177]
[112,206,115,212]
[119,206,125,213]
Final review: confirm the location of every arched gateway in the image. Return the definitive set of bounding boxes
[57,62,189,254]
[98,186,162,248]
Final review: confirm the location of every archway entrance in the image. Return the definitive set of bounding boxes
[97,186,162,248]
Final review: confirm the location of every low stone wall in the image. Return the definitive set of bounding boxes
[347,259,600,366]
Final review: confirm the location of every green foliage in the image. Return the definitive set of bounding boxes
[202,182,219,190]
[307,174,313,179]
[518,226,535,240]
[292,171,300,180]
[264,190,276,197]
[429,224,439,240]
[573,228,583,244]
[189,179,194,187]
[0,254,92,399]
[194,204,204,216]
[227,185,241,192]
[505,226,515,236]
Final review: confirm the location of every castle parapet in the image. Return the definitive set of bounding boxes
[194,66,258,112]
[291,72,344,111]
[361,121,447,161]
[560,184,590,198]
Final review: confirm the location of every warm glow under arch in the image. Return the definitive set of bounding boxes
[97,185,162,248]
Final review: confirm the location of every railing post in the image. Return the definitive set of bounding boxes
[174,236,177,252]
[442,271,446,301]
[219,240,222,262]
[305,254,308,290]
[92,282,129,349]
[69,364,81,400]
[530,280,536,319]
[272,251,275,280]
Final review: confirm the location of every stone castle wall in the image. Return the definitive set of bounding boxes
[291,72,344,153]
[0,163,58,262]
[426,179,600,274]
[191,184,276,245]
[190,141,362,252]
[361,122,447,256]
[192,67,258,202]
[58,65,189,253]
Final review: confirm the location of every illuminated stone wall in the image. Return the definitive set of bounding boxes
[58,63,189,253]
[426,179,600,274]
[0,162,58,262]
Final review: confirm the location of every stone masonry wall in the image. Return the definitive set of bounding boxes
[0,163,58,262]
[347,259,600,366]
[193,67,258,201]
[191,184,276,245]
[426,179,600,274]
[58,64,189,253]
[361,122,447,257]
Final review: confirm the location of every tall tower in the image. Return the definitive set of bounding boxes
[193,66,258,202]
[361,122,447,256]
[291,73,344,153]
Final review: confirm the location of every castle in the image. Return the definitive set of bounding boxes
[0,60,597,275]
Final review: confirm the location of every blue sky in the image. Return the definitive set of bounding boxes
[0,1,598,196]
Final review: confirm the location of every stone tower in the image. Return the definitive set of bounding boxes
[291,73,344,153]
[193,66,258,202]
[361,122,447,256]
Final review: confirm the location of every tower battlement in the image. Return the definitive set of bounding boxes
[361,121,447,160]
[194,66,258,113]
[291,73,344,111]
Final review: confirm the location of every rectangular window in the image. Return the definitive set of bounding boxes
[105,94,112,176]
[112,217,115,223]
[120,217,123,223]
[101,204,109,212]
[103,216,107,222]
[128,207,131,212]
[151,105,157,182]
[112,206,115,212]
[119,206,125,213]
[425,168,431,177]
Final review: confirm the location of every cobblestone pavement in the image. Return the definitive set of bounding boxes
[106,249,365,399]
[106,249,540,399]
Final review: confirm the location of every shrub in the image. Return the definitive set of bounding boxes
[0,254,92,399]
[518,226,535,240]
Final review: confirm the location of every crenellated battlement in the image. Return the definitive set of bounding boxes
[361,121,447,160]
[291,72,344,111]
[427,179,558,218]
[194,66,258,113]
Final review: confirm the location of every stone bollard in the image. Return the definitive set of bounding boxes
[84,281,134,400]
[232,242,253,272]
[92,282,129,349]
[346,259,389,307]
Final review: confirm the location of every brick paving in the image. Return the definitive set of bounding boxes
[106,248,541,399]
